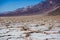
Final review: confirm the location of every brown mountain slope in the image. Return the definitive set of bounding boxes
[47,7,60,16]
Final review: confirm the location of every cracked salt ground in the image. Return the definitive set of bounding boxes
[0,28,27,40]
[24,23,49,31]
[0,22,60,40]
[0,29,9,34]
[29,33,60,39]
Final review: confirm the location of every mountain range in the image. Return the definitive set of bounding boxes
[0,0,60,16]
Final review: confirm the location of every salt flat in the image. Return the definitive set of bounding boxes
[0,15,60,40]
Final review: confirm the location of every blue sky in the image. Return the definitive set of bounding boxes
[0,0,46,13]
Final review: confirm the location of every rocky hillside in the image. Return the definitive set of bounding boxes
[48,7,60,16]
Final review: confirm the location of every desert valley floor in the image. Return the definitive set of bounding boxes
[0,15,60,40]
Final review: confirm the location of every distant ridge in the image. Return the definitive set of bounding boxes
[0,0,60,16]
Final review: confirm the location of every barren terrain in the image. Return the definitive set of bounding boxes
[0,15,60,40]
[0,0,60,40]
